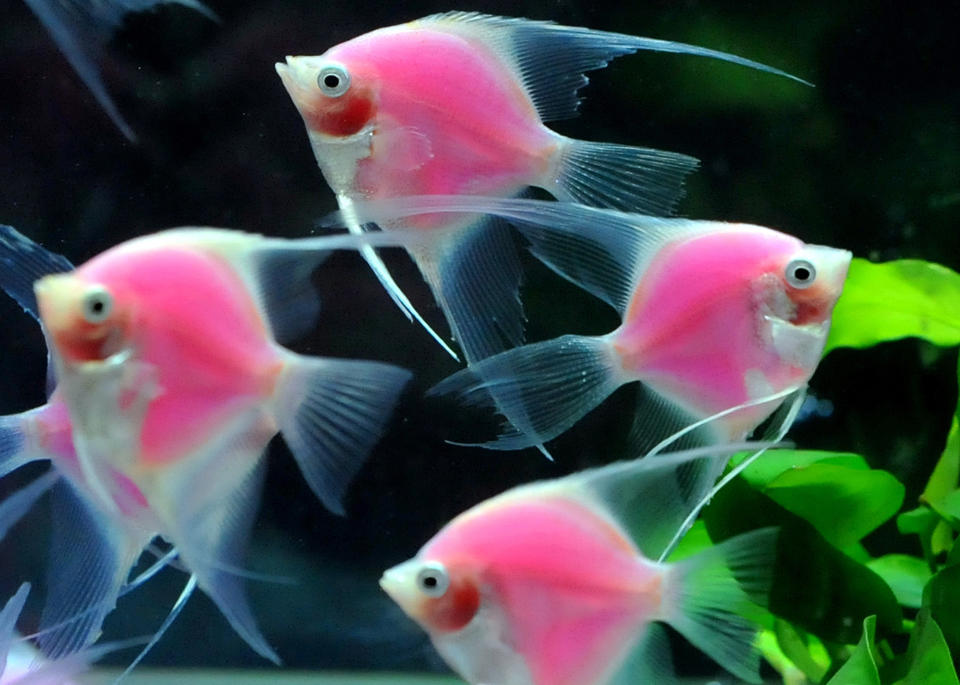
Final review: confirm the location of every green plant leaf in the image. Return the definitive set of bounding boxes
[763,463,904,548]
[894,610,959,685]
[705,477,902,643]
[867,555,932,609]
[923,564,960,656]
[732,449,869,487]
[922,418,960,509]
[825,616,881,685]
[773,619,830,683]
[824,259,960,353]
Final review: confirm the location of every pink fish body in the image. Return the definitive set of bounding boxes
[334,196,851,453]
[277,13,808,363]
[0,225,411,663]
[382,445,777,685]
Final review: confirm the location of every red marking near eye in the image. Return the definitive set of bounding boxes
[423,572,481,633]
[304,89,375,137]
[788,285,829,325]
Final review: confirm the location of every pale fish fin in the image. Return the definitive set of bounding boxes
[113,574,197,682]
[328,196,708,315]
[252,246,329,344]
[608,623,676,685]
[21,0,217,142]
[274,354,412,515]
[0,583,30,678]
[551,139,699,214]
[0,224,74,395]
[36,481,144,660]
[428,334,626,450]
[164,449,278,663]
[418,12,810,123]
[0,471,59,542]
[14,636,147,685]
[338,196,460,361]
[0,414,31,480]
[413,215,525,363]
[0,224,74,321]
[542,442,769,561]
[661,527,778,683]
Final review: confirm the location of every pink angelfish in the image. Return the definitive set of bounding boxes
[277,12,810,363]
[328,197,851,462]
[381,443,778,685]
[0,224,412,664]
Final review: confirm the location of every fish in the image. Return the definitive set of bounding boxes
[381,442,779,685]
[0,224,414,664]
[0,583,145,684]
[21,0,217,142]
[277,12,811,364]
[323,196,851,461]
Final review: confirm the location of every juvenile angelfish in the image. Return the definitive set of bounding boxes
[0,225,412,663]
[330,197,851,455]
[277,12,809,363]
[381,443,778,685]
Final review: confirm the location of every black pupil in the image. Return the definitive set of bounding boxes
[90,298,104,314]
[323,73,341,89]
[793,266,811,281]
[422,574,438,588]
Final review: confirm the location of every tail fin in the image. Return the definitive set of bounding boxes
[661,527,778,684]
[550,139,699,215]
[428,334,627,451]
[275,355,412,515]
[0,415,28,480]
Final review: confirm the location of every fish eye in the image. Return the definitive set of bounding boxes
[416,561,450,598]
[317,64,351,97]
[785,259,817,289]
[81,285,113,324]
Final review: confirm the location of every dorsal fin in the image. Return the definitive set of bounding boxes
[417,12,810,123]
[519,442,772,560]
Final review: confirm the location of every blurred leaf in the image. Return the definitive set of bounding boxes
[774,619,830,683]
[824,616,880,685]
[894,610,959,685]
[664,519,711,562]
[758,628,809,685]
[923,564,960,655]
[824,259,960,353]
[867,555,932,609]
[922,418,960,508]
[898,507,952,563]
[764,463,904,548]
[705,478,902,643]
[732,449,868,487]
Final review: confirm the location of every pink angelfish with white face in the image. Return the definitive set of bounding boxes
[329,197,851,461]
[0,224,412,664]
[381,443,778,685]
[277,12,809,363]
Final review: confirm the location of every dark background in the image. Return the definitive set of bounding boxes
[1,0,959,674]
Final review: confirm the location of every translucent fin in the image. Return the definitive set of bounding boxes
[0,584,30,678]
[324,195,709,315]
[0,224,74,321]
[420,12,811,123]
[413,215,525,363]
[21,0,217,142]
[551,139,699,214]
[0,415,30,480]
[253,247,329,344]
[114,574,197,682]
[37,481,144,660]
[15,635,147,685]
[661,527,778,684]
[167,453,278,663]
[608,623,676,685]
[337,195,459,361]
[0,471,58,542]
[274,354,412,515]
[428,334,627,450]
[545,442,771,561]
